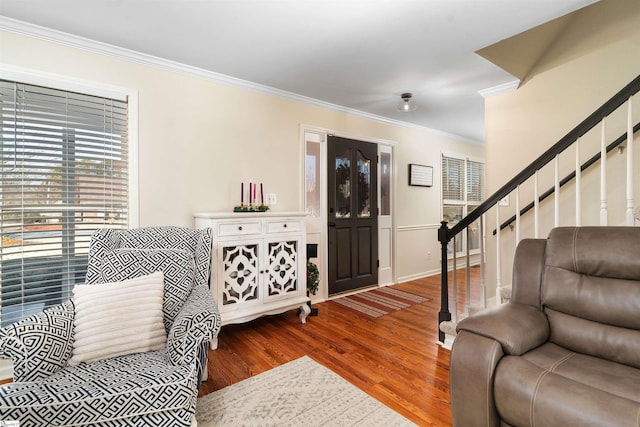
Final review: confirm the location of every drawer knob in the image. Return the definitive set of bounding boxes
[283,224,287,228]
[238,226,243,231]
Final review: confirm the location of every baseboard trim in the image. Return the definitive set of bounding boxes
[396,269,441,283]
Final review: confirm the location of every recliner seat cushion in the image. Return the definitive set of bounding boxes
[494,343,640,427]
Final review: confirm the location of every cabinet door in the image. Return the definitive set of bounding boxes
[216,239,263,312]
[263,236,304,303]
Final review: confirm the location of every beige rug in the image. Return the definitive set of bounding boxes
[196,356,415,426]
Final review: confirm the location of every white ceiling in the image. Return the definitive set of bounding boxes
[0,0,598,142]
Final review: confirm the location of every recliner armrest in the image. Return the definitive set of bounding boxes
[457,303,549,355]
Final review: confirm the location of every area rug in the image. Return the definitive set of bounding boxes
[331,286,429,318]
[196,356,415,426]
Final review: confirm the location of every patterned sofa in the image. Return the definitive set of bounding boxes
[0,226,221,426]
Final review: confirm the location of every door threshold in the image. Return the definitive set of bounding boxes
[328,284,380,300]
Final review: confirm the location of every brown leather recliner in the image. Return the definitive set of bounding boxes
[450,226,640,427]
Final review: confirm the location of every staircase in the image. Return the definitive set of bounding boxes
[437,74,640,348]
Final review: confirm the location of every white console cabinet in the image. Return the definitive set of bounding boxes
[194,212,310,340]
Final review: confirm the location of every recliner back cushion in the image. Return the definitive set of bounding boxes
[542,227,640,368]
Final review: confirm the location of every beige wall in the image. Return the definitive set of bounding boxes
[484,0,640,291]
[0,28,483,282]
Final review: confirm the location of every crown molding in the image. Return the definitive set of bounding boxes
[0,16,482,145]
[478,80,520,98]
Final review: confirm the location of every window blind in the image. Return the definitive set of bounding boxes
[0,80,129,327]
[442,156,464,201]
[466,160,485,202]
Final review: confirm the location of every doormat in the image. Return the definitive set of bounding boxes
[331,286,429,318]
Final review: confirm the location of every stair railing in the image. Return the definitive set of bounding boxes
[493,122,640,235]
[437,74,640,344]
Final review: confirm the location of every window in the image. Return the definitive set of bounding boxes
[305,137,321,218]
[0,80,129,326]
[442,154,485,255]
[380,151,391,216]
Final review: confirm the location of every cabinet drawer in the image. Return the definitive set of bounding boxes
[218,221,262,236]
[266,220,303,234]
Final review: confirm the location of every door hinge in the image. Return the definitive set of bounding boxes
[377,259,380,268]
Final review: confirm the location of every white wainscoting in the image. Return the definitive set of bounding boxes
[395,223,442,283]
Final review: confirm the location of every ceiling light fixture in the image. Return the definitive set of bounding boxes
[397,92,417,112]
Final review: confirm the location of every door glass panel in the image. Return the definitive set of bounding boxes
[380,152,390,216]
[357,151,371,218]
[335,150,351,218]
[305,141,320,218]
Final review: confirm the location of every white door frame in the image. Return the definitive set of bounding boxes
[300,125,396,302]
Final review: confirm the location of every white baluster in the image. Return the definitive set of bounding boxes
[495,206,501,306]
[575,138,581,226]
[465,227,471,314]
[626,97,635,226]
[600,118,608,226]
[554,155,560,227]
[534,170,540,238]
[515,185,520,243]
[480,214,486,309]
[452,236,458,322]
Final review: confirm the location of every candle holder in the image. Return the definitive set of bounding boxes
[236,181,268,212]
[233,204,270,213]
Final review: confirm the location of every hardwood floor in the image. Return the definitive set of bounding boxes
[199,271,477,426]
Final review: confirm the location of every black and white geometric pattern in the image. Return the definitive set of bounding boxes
[168,283,220,366]
[95,248,195,331]
[0,301,74,382]
[0,349,197,426]
[0,227,221,426]
[86,226,213,289]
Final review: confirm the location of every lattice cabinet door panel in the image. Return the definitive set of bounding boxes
[264,237,302,303]
[217,239,263,312]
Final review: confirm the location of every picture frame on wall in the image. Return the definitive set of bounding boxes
[408,163,433,187]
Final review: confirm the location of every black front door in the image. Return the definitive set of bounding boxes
[327,136,378,295]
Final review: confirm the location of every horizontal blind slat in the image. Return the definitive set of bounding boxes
[0,79,129,327]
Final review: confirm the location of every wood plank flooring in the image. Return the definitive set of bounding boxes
[199,272,476,426]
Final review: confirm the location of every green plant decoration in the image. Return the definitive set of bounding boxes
[306,260,319,296]
[233,204,269,212]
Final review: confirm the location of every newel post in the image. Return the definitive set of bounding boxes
[437,221,451,344]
